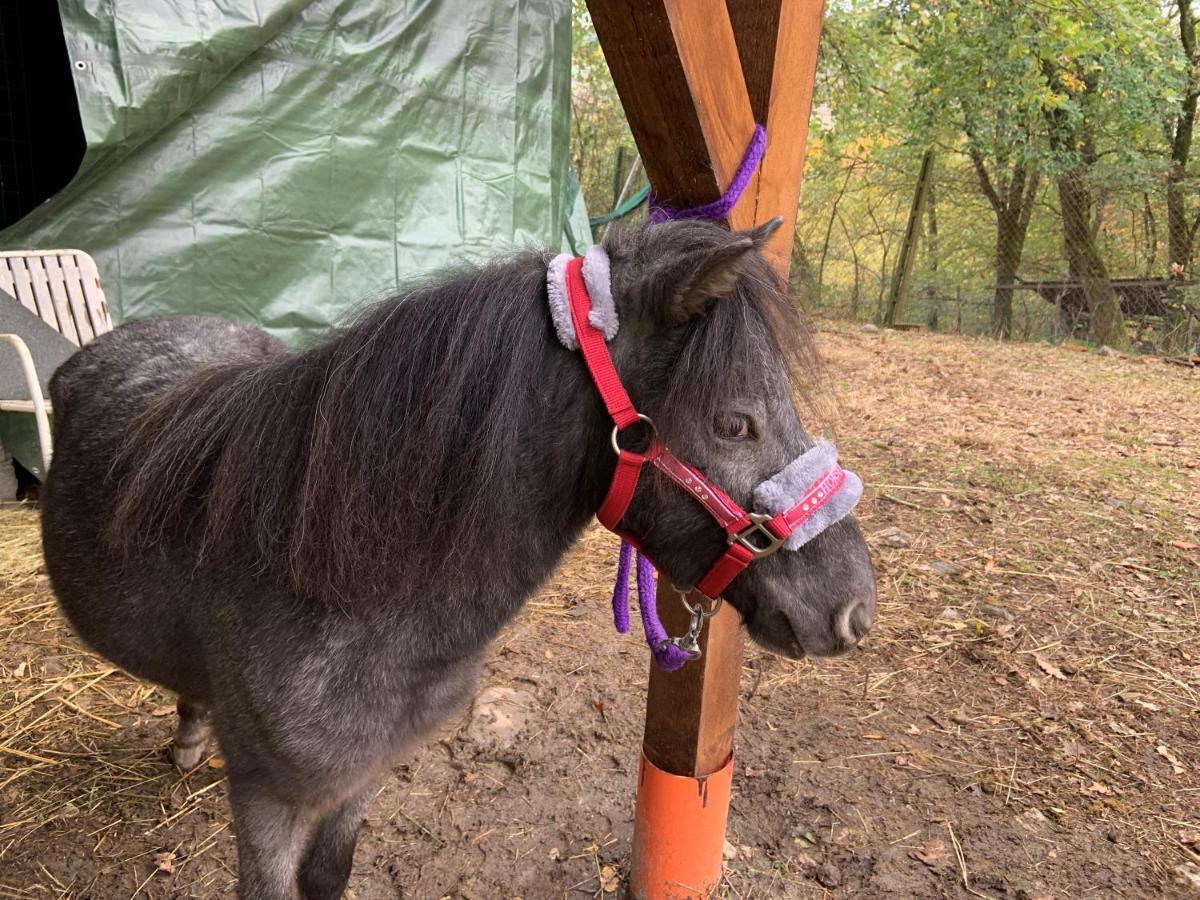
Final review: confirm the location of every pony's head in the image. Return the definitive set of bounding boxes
[599,219,875,658]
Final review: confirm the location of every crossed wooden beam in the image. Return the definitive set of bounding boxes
[585,1,825,894]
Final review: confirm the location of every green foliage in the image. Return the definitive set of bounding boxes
[570,1,638,221]
[796,0,1197,347]
[568,0,1200,349]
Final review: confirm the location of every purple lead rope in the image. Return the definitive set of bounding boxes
[611,123,767,671]
[611,541,690,672]
[647,124,767,225]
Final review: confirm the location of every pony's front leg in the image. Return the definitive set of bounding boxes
[228,771,314,900]
[298,782,380,900]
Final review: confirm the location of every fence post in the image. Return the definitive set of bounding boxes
[883,149,934,327]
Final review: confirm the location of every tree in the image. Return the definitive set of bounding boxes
[899,0,1181,347]
[570,0,636,215]
[1166,0,1200,350]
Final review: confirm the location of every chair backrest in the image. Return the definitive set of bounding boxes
[0,250,112,347]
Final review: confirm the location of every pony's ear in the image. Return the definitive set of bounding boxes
[657,217,783,326]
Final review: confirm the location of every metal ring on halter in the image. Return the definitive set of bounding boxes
[610,413,657,455]
[679,591,723,621]
[656,585,724,659]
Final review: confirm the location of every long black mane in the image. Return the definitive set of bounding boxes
[108,232,814,601]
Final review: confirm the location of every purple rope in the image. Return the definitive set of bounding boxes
[636,550,690,672]
[612,540,632,634]
[647,124,767,225]
[610,540,690,671]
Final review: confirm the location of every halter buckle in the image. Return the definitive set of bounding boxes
[729,513,787,561]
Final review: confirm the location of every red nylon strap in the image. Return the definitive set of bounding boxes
[651,447,752,534]
[597,449,647,531]
[767,465,846,537]
[565,256,639,430]
[696,542,755,599]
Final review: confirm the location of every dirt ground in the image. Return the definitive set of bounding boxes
[1,327,1198,899]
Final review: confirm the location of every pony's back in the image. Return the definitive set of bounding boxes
[42,316,285,694]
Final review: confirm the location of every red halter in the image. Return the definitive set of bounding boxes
[564,257,846,599]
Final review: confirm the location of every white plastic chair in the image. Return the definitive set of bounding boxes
[0,250,113,473]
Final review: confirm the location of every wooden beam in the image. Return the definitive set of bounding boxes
[587,0,760,230]
[588,0,759,780]
[587,0,827,781]
[730,0,828,269]
[642,591,744,776]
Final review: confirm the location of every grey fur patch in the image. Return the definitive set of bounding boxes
[547,247,618,350]
[546,254,579,350]
[753,441,863,550]
[582,246,619,339]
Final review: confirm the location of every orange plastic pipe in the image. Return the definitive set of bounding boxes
[630,751,734,899]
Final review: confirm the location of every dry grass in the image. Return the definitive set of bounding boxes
[0,326,1198,897]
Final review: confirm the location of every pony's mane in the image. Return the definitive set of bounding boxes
[108,235,817,602]
[109,252,557,598]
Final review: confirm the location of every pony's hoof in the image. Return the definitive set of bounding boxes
[172,743,205,770]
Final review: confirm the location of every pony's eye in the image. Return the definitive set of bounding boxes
[716,414,753,441]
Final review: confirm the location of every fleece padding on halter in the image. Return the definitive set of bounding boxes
[547,246,618,350]
[753,441,862,550]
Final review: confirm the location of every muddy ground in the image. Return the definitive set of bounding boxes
[1,327,1198,899]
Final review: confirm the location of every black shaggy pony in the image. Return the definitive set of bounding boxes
[41,220,875,899]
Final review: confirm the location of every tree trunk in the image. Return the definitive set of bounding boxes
[816,165,855,308]
[884,149,934,326]
[1165,0,1199,352]
[1058,171,1130,350]
[992,211,1022,339]
[1166,179,1190,352]
[969,148,1039,341]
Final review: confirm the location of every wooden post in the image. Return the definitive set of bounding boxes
[883,148,935,327]
[586,2,826,896]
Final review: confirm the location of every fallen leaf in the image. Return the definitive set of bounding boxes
[599,865,619,893]
[150,705,175,717]
[154,851,175,874]
[1170,541,1198,551]
[1157,743,1185,776]
[548,847,561,861]
[11,661,26,678]
[912,840,952,869]
[1175,863,1200,891]
[1033,653,1068,680]
[873,526,913,549]
[207,756,226,769]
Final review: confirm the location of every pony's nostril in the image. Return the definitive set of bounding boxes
[835,599,873,648]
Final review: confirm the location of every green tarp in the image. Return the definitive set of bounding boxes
[0,0,589,479]
[1,0,589,347]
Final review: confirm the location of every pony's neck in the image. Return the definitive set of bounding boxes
[273,253,616,608]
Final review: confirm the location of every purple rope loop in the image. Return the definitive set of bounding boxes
[610,540,690,671]
[647,124,767,225]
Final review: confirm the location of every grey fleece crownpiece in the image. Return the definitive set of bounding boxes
[753,440,863,551]
[547,246,619,350]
